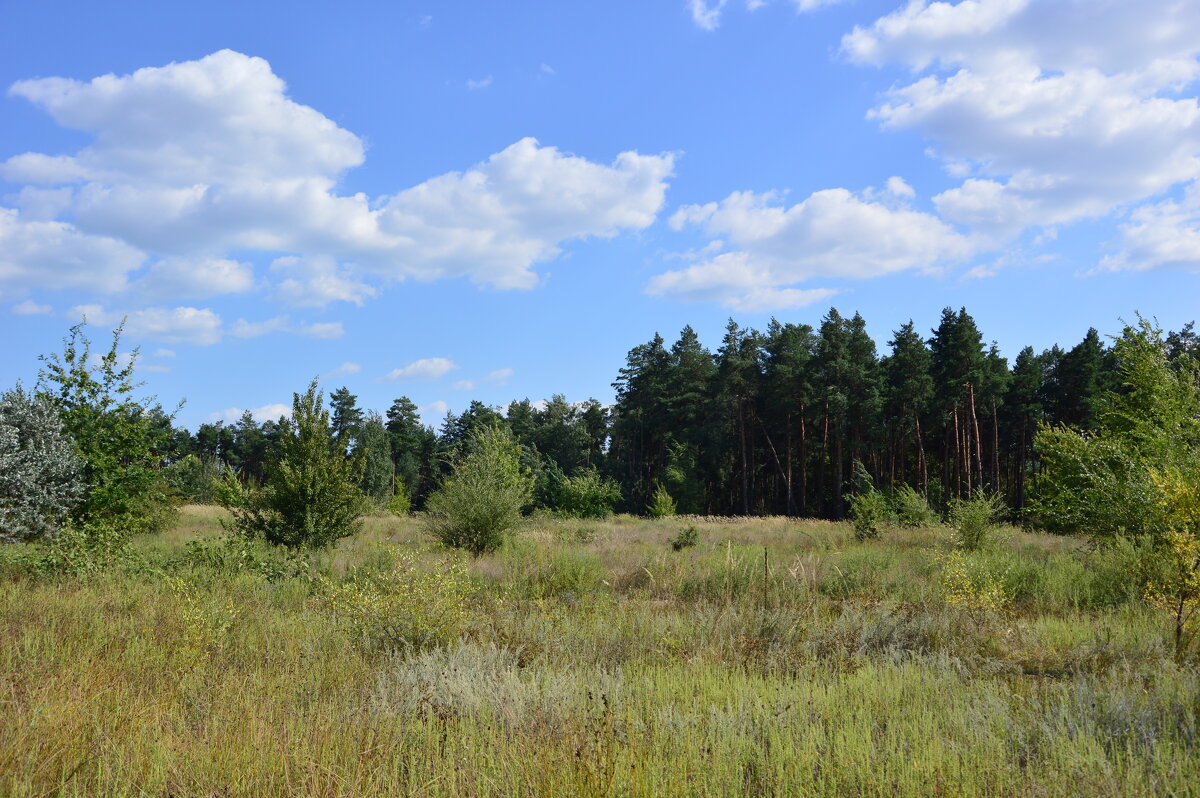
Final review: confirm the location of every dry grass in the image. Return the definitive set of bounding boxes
[0,507,1196,796]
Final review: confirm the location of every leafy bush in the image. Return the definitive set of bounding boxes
[386,483,412,516]
[948,492,1006,551]
[892,484,940,528]
[670,524,700,551]
[936,550,1013,615]
[219,380,368,549]
[1029,316,1200,541]
[2,521,144,576]
[849,462,889,541]
[555,468,622,519]
[169,533,310,582]
[165,454,227,505]
[425,424,534,555]
[647,484,677,518]
[312,552,474,652]
[1146,466,1200,658]
[0,386,85,544]
[38,322,178,535]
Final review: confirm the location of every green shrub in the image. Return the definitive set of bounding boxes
[386,483,412,516]
[849,462,889,541]
[218,380,369,549]
[647,484,677,518]
[37,322,178,535]
[169,533,310,582]
[425,425,534,555]
[555,468,622,519]
[892,484,940,528]
[312,552,474,652]
[948,492,1006,551]
[165,455,226,505]
[670,524,700,551]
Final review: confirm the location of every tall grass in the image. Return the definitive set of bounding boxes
[0,507,1195,796]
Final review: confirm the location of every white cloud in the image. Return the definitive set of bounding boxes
[466,76,493,91]
[270,254,376,308]
[654,187,972,310]
[385,357,458,382]
[374,137,674,289]
[210,403,292,423]
[153,348,176,358]
[2,51,675,308]
[229,315,343,340]
[11,299,51,315]
[1099,183,1200,273]
[137,256,255,300]
[540,63,556,76]
[452,367,514,392]
[886,176,916,200]
[69,303,223,346]
[0,207,145,298]
[324,361,362,378]
[844,0,1200,240]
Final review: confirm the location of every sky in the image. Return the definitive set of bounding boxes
[2,0,1199,428]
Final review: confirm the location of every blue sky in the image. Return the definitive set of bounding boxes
[2,0,1199,427]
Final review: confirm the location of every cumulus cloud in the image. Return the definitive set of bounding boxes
[653,187,972,310]
[844,0,1200,239]
[270,255,376,308]
[466,76,493,90]
[374,137,674,289]
[1,50,675,311]
[384,357,458,381]
[137,256,255,300]
[69,303,223,346]
[0,207,144,298]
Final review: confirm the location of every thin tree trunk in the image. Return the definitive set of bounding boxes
[916,414,928,498]
[968,382,984,492]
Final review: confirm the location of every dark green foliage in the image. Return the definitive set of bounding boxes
[328,386,363,447]
[37,322,177,535]
[670,524,700,551]
[219,380,368,549]
[355,411,394,506]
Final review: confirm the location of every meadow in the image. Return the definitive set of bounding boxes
[1,507,1197,797]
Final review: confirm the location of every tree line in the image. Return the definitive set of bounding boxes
[161,306,1197,520]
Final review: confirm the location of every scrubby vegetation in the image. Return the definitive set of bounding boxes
[1,508,1198,796]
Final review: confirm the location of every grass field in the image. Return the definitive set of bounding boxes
[1,507,1197,796]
